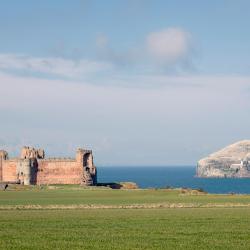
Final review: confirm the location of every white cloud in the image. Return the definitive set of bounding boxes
[95,27,193,71]
[0,54,113,79]
[0,27,194,82]
[146,28,192,64]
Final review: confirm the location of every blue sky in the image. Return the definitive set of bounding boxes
[0,1,250,165]
[1,0,250,74]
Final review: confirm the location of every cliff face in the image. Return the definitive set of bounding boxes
[197,140,250,178]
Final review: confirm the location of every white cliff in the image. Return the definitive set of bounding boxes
[197,140,250,178]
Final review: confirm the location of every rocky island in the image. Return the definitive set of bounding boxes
[197,140,250,178]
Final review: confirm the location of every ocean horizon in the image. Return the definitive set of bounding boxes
[98,166,250,194]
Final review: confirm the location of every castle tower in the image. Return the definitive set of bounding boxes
[16,159,38,185]
[0,150,8,182]
[16,147,43,185]
[76,148,97,185]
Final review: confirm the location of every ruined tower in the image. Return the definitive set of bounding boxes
[76,149,97,185]
[16,159,37,185]
[16,147,44,185]
[0,150,8,182]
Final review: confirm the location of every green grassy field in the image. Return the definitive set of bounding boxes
[1,187,250,249]
[1,208,250,250]
[1,186,250,207]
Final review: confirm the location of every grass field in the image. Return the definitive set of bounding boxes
[1,186,250,207]
[1,208,250,250]
[1,187,250,249]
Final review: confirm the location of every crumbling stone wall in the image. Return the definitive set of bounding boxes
[1,159,18,182]
[0,146,97,185]
[37,159,82,185]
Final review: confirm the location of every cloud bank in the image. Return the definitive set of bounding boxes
[0,27,195,84]
[0,70,250,165]
[0,54,113,79]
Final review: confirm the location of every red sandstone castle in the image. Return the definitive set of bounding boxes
[0,146,97,185]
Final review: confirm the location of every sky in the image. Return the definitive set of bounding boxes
[0,0,250,166]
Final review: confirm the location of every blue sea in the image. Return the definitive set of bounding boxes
[98,166,250,194]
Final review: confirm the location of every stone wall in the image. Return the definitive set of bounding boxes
[37,159,82,185]
[2,160,18,182]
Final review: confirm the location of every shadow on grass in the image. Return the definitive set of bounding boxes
[96,183,123,189]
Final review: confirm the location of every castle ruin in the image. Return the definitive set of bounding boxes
[0,146,97,185]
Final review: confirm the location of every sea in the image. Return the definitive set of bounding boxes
[98,166,250,194]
